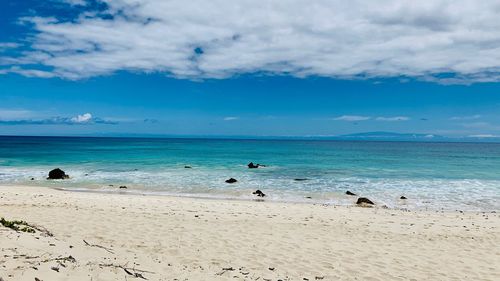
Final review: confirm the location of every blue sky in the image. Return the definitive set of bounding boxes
[1,0,500,138]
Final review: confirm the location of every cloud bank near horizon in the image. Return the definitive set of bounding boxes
[0,112,118,125]
[2,0,500,83]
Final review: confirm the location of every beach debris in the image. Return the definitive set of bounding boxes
[225,178,238,184]
[83,239,114,254]
[47,168,69,180]
[50,266,59,272]
[99,263,154,279]
[400,196,407,199]
[253,190,266,197]
[42,255,76,264]
[356,197,374,205]
[119,185,128,189]
[345,191,357,196]
[294,178,309,181]
[0,217,36,233]
[248,162,266,168]
[216,267,235,276]
[268,267,275,271]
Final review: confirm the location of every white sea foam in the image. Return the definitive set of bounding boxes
[1,166,499,211]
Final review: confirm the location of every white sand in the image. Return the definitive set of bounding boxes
[0,185,499,280]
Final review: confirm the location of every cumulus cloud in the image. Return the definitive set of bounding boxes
[334,115,371,121]
[1,0,500,82]
[0,112,117,125]
[71,112,92,123]
[375,116,410,121]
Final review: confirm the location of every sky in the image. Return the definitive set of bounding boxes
[1,0,500,138]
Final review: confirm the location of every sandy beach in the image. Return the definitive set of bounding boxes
[0,185,499,281]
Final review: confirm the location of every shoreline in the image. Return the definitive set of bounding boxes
[3,182,491,213]
[1,184,499,280]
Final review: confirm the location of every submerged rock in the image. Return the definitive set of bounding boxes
[294,178,308,181]
[356,197,374,205]
[225,178,238,184]
[252,190,266,197]
[400,196,407,200]
[184,165,192,169]
[119,186,127,189]
[345,191,357,196]
[47,168,69,180]
[248,162,259,169]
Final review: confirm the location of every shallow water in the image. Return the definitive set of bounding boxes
[0,136,499,211]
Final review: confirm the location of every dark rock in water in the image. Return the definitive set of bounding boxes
[252,190,266,197]
[248,162,259,169]
[294,178,308,181]
[225,178,238,184]
[119,185,127,189]
[356,197,374,205]
[400,196,407,200]
[184,165,192,169]
[305,196,312,199]
[47,168,69,180]
[346,191,357,196]
[84,173,88,176]
[30,177,35,181]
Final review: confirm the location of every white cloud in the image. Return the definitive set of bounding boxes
[0,112,118,125]
[0,109,34,120]
[62,0,87,5]
[334,115,371,121]
[0,43,20,50]
[450,114,481,120]
[223,116,239,121]
[71,113,92,123]
[2,0,500,82]
[468,134,498,138]
[0,66,55,78]
[375,116,410,121]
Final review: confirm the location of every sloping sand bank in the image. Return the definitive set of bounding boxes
[1,185,499,280]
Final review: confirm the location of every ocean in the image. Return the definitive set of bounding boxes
[0,136,499,211]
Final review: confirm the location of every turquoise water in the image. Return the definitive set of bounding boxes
[0,136,499,211]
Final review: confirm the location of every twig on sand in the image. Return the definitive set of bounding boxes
[216,267,235,275]
[83,239,114,254]
[99,263,154,279]
[42,255,76,264]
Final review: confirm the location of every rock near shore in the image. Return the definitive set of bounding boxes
[47,168,69,180]
[225,178,238,184]
[356,197,374,205]
[252,190,266,197]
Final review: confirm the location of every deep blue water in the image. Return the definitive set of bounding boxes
[0,136,499,211]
